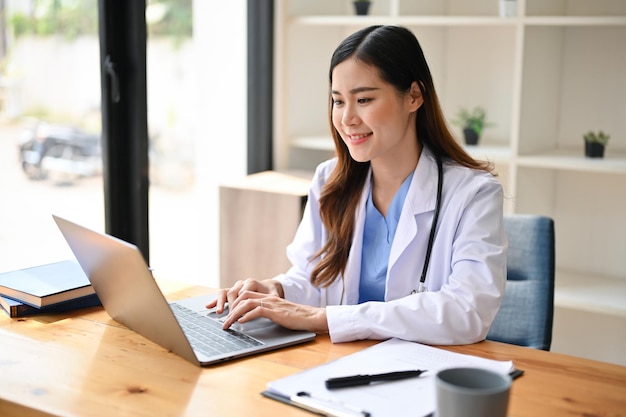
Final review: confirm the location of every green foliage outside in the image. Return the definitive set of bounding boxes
[10,0,99,39]
[147,0,192,40]
[7,0,192,40]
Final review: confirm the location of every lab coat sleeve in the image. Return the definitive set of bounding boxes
[326,172,506,345]
[273,160,334,306]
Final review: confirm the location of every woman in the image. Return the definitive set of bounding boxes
[209,25,506,345]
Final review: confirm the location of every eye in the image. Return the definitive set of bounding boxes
[332,98,344,107]
[357,97,372,104]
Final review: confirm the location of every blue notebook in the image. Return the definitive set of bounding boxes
[0,293,101,318]
[0,260,96,308]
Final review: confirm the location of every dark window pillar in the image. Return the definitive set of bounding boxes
[247,0,274,174]
[98,0,150,262]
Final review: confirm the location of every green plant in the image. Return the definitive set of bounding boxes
[452,106,492,136]
[583,130,610,146]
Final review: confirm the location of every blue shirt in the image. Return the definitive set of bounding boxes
[358,172,414,303]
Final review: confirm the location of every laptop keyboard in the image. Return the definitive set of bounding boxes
[171,303,263,357]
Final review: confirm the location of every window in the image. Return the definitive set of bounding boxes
[0,0,104,271]
[0,1,248,289]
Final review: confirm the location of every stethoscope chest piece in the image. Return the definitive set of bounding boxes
[410,282,427,295]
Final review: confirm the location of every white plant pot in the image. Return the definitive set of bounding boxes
[499,0,517,17]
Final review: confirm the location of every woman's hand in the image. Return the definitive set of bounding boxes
[206,278,328,334]
[206,278,284,313]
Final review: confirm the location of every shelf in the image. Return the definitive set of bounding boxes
[465,145,513,163]
[517,149,626,174]
[291,15,626,27]
[291,137,514,164]
[523,16,626,26]
[292,15,521,27]
[555,269,626,317]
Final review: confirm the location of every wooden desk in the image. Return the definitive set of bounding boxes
[1,282,625,417]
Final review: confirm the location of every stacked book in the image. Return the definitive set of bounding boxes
[0,260,101,318]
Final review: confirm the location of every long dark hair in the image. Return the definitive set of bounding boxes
[310,25,493,288]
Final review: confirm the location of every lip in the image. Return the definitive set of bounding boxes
[346,132,372,145]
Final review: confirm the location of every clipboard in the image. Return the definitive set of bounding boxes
[262,338,515,417]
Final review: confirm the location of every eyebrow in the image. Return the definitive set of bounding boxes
[331,86,380,95]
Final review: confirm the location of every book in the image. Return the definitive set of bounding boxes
[263,338,515,417]
[0,260,96,308]
[0,293,101,318]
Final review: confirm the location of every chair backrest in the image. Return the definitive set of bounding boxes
[486,215,555,351]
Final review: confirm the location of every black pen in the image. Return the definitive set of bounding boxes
[325,369,427,389]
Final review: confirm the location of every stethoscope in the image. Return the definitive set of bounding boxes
[334,153,443,305]
[415,154,443,293]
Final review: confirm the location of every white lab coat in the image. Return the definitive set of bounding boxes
[274,148,507,345]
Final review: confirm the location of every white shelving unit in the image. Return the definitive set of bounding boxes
[273,0,626,364]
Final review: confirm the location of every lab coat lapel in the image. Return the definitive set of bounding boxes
[387,151,439,271]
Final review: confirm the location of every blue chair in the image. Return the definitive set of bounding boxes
[487,215,555,351]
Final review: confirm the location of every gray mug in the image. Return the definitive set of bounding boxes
[435,367,511,417]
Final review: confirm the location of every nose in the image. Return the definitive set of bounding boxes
[341,103,359,126]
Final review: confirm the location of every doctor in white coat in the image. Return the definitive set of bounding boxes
[210,25,507,346]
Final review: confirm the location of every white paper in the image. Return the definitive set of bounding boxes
[267,338,514,417]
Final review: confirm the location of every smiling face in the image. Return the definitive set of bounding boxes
[331,58,423,170]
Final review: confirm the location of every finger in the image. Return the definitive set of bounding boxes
[227,279,259,310]
[237,299,267,324]
[222,297,264,329]
[205,288,228,312]
[206,292,222,308]
[227,289,258,313]
[215,289,230,313]
[226,280,245,307]
[238,278,261,295]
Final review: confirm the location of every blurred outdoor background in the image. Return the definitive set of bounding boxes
[0,1,248,287]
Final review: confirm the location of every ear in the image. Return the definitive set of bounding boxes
[407,81,424,112]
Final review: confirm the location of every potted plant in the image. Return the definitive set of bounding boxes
[583,130,610,158]
[452,106,492,145]
[353,0,371,16]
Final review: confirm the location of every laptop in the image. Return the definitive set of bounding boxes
[52,215,316,366]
